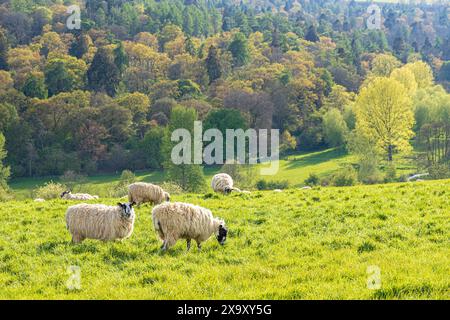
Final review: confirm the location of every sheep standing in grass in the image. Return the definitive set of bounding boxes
[211,173,241,194]
[61,191,99,201]
[152,202,228,251]
[65,202,136,243]
[128,182,170,206]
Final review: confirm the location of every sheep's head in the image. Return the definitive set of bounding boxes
[215,220,228,246]
[118,202,135,219]
[224,187,232,195]
[164,192,171,202]
[61,190,71,198]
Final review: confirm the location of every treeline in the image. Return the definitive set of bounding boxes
[0,0,449,181]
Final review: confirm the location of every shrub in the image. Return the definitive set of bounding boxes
[332,166,358,186]
[159,182,183,195]
[428,163,450,180]
[35,181,66,200]
[358,157,382,185]
[221,161,257,189]
[304,173,320,186]
[256,179,289,190]
[60,170,87,190]
[384,164,397,183]
[0,186,13,202]
[117,170,136,188]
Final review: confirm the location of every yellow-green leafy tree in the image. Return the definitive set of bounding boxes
[355,77,414,162]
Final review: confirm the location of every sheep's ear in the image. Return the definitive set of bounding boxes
[130,201,136,207]
[117,203,124,208]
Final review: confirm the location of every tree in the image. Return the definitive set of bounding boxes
[355,77,414,162]
[87,47,120,96]
[305,25,319,42]
[228,32,249,67]
[69,33,92,59]
[205,46,221,83]
[0,133,10,190]
[0,71,14,91]
[139,126,165,169]
[322,108,349,147]
[371,54,401,77]
[204,108,247,163]
[45,56,87,96]
[163,106,206,192]
[22,72,47,99]
[115,92,150,138]
[403,61,433,89]
[0,29,8,70]
[439,62,450,82]
[114,42,129,75]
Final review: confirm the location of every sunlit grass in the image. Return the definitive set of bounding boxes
[0,180,448,299]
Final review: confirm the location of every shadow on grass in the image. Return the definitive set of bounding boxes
[285,148,348,170]
[37,240,68,254]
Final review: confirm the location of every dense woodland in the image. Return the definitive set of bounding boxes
[0,0,449,188]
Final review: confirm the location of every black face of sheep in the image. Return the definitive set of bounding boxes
[118,202,135,219]
[216,225,228,245]
[224,187,232,195]
[165,193,170,202]
[61,190,70,198]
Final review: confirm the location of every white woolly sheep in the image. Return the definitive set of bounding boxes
[301,186,312,190]
[152,202,228,251]
[273,189,283,193]
[211,173,241,194]
[61,191,99,201]
[65,202,136,243]
[128,182,170,206]
[34,198,45,202]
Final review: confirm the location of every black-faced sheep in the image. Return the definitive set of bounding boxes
[61,191,99,201]
[211,173,241,194]
[152,202,228,251]
[128,182,170,206]
[65,202,136,243]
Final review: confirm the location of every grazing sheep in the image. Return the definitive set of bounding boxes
[152,202,228,251]
[34,198,45,202]
[128,182,170,206]
[273,189,283,193]
[65,202,136,243]
[301,186,312,190]
[211,173,241,194]
[61,191,99,201]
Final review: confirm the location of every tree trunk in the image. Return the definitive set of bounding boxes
[387,145,393,162]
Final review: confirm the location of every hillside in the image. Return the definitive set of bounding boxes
[0,179,448,299]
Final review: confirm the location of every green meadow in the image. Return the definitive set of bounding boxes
[8,148,417,199]
[0,180,448,299]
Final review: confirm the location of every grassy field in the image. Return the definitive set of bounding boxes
[9,148,418,199]
[0,179,448,299]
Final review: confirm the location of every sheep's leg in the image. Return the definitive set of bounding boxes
[186,239,191,251]
[161,240,167,251]
[71,234,83,244]
[196,241,202,252]
[163,235,176,251]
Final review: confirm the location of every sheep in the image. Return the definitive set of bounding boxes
[301,186,312,190]
[128,182,170,206]
[152,202,228,251]
[65,202,136,243]
[273,189,283,193]
[34,198,45,202]
[211,173,241,194]
[61,191,99,201]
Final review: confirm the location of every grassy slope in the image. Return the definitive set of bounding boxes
[9,148,418,199]
[0,180,448,299]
